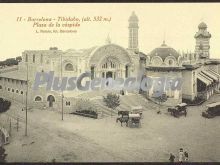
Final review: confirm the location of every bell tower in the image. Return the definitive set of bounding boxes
[194,22,211,60]
[128,11,139,52]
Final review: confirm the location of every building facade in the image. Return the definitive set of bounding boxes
[0,12,220,109]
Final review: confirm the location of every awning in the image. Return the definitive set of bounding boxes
[209,69,220,79]
[206,101,220,108]
[197,73,211,85]
[200,72,213,83]
[202,70,218,81]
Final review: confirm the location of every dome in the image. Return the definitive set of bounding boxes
[149,41,180,61]
[128,11,139,22]
[198,22,207,29]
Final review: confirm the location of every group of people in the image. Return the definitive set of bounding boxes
[169,148,189,162]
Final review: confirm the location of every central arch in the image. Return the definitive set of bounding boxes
[88,44,132,79]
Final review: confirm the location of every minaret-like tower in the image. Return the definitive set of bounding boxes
[128,11,139,52]
[194,22,211,59]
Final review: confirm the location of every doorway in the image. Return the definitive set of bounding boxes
[47,95,55,107]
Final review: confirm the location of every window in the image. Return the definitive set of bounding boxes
[25,54,28,62]
[12,89,14,92]
[169,60,173,65]
[0,85,2,89]
[33,54,35,63]
[66,101,70,106]
[8,88,10,91]
[35,96,42,102]
[20,91,23,94]
[16,90,19,93]
[65,63,74,71]
[40,54,43,64]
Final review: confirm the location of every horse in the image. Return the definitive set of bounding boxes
[116,116,129,127]
[167,108,179,117]
[118,111,129,117]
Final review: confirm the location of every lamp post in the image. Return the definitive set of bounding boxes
[61,53,64,121]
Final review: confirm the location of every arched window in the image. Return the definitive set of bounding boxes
[35,96,42,102]
[33,54,35,63]
[16,90,19,93]
[169,60,173,65]
[0,85,2,89]
[20,91,23,95]
[65,63,74,71]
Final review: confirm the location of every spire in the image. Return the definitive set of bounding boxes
[161,30,167,46]
[161,40,167,47]
[105,34,111,44]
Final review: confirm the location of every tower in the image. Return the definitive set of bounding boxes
[128,11,139,52]
[194,22,211,59]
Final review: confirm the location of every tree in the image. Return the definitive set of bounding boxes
[15,56,22,62]
[103,93,120,117]
[0,146,7,162]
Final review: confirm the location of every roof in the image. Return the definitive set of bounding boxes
[129,114,140,118]
[177,103,187,107]
[206,102,220,108]
[128,11,138,22]
[0,70,27,81]
[149,41,180,60]
[198,22,207,29]
[64,46,97,58]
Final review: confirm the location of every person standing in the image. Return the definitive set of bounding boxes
[169,153,175,162]
[178,148,184,162]
[184,150,189,161]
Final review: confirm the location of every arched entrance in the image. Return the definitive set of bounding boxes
[47,95,55,107]
[106,71,113,78]
[88,44,132,79]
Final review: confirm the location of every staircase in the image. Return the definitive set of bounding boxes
[91,93,158,118]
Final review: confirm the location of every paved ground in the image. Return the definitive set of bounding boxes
[1,94,220,162]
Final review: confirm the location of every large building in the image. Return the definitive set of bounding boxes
[0,12,220,110]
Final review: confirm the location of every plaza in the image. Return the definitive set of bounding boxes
[0,93,220,162]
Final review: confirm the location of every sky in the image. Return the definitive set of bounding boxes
[0,3,220,61]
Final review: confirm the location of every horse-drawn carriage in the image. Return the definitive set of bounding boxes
[116,113,141,128]
[130,106,143,119]
[117,107,142,128]
[167,103,187,118]
[202,102,220,118]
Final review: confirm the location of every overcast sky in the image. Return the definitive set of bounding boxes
[0,3,220,61]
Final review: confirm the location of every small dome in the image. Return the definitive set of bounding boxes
[128,11,139,22]
[149,41,180,61]
[198,22,207,29]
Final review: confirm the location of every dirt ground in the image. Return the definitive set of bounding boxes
[1,94,220,162]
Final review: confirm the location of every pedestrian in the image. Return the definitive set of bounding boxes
[169,153,175,162]
[178,148,184,162]
[184,150,189,161]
